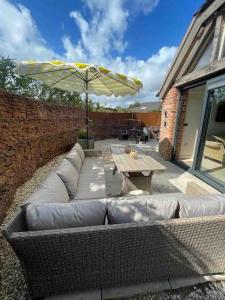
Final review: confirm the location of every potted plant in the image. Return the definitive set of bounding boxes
[77,128,94,149]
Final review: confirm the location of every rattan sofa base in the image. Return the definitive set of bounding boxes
[4,208,225,299]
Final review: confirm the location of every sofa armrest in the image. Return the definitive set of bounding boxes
[84,149,102,157]
[3,210,27,239]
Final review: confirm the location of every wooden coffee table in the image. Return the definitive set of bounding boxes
[111,145,166,194]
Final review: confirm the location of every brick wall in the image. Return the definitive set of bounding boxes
[159,87,180,160]
[0,90,85,222]
[89,112,140,140]
[89,112,161,140]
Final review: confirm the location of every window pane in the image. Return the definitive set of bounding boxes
[194,38,213,71]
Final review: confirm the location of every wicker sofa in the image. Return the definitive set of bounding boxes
[4,191,225,300]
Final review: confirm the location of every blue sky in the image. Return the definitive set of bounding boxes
[0,0,204,106]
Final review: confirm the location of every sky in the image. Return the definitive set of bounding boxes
[0,0,204,106]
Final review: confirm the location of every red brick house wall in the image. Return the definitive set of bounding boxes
[173,91,188,161]
[159,87,180,160]
[0,90,85,223]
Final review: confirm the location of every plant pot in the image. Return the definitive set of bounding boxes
[77,137,94,149]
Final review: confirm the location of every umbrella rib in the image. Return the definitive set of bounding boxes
[50,68,88,88]
[68,69,86,81]
[108,75,137,91]
[88,72,102,82]
[97,77,115,95]
[49,72,74,88]
[22,68,75,76]
[21,67,87,83]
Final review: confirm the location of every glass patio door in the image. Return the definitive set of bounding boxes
[194,77,225,192]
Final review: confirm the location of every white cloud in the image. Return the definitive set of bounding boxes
[62,36,87,61]
[0,0,177,106]
[65,0,160,63]
[0,0,57,60]
[91,46,177,106]
[63,0,176,105]
[128,0,160,15]
[67,0,129,62]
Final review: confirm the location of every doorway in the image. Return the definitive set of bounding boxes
[175,84,206,168]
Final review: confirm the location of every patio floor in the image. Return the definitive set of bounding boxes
[95,139,220,196]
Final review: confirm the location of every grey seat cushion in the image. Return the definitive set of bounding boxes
[56,159,79,199]
[73,143,85,162]
[66,150,82,172]
[107,196,179,224]
[81,157,104,171]
[75,158,106,200]
[75,174,106,200]
[26,200,107,231]
[178,194,225,218]
[24,172,69,206]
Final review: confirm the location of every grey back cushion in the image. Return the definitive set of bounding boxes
[26,200,107,231]
[178,194,225,218]
[25,173,69,205]
[56,159,79,199]
[73,143,85,162]
[107,197,178,224]
[66,150,82,172]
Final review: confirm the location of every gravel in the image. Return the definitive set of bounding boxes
[1,151,225,300]
[0,154,66,300]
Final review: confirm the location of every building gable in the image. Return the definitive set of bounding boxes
[158,0,225,100]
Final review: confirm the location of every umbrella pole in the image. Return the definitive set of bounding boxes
[85,81,89,149]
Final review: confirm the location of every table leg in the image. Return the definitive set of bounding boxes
[121,171,154,195]
[113,164,117,175]
[146,171,154,194]
[121,173,136,194]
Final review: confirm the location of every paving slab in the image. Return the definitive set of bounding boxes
[170,171,221,194]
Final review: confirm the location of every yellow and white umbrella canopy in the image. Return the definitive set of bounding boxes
[16,60,143,148]
[16,60,143,96]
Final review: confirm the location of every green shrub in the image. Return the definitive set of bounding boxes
[78,129,88,139]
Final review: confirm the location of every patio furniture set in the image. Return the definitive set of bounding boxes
[111,145,165,194]
[119,126,160,143]
[4,142,225,299]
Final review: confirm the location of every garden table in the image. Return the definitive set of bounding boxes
[111,145,166,194]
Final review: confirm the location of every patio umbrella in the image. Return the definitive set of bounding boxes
[16,61,143,147]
